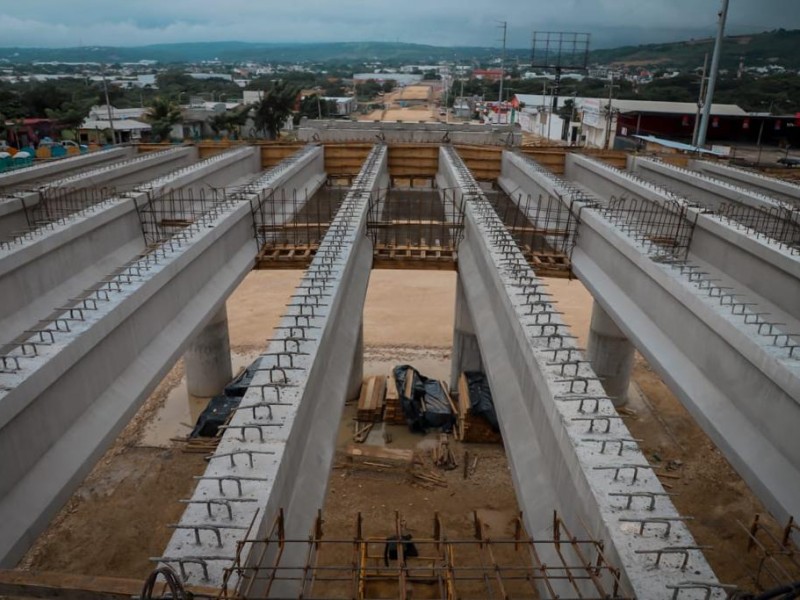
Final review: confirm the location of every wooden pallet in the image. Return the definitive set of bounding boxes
[456,373,502,444]
[255,243,318,269]
[357,376,386,422]
[373,243,457,271]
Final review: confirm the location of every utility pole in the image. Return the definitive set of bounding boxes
[102,72,117,145]
[497,20,507,122]
[691,52,709,147]
[604,76,619,150]
[697,0,730,147]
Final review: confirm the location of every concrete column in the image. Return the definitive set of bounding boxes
[347,321,364,400]
[185,304,233,397]
[450,275,483,390]
[586,301,635,407]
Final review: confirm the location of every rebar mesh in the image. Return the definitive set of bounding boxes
[136,187,232,246]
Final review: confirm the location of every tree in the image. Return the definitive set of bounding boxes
[146,97,182,141]
[45,99,93,132]
[207,112,230,137]
[251,81,298,140]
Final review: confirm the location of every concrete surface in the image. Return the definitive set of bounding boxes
[185,305,233,397]
[587,300,635,406]
[160,145,388,593]
[691,159,800,206]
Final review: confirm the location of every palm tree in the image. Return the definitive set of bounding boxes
[146,97,182,142]
[207,112,229,137]
[251,81,298,140]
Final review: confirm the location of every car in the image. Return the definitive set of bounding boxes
[777,156,800,167]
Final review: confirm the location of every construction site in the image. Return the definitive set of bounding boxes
[0,124,799,600]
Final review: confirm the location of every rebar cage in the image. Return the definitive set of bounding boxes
[211,510,630,600]
[598,194,698,261]
[136,187,232,246]
[716,202,800,255]
[366,188,465,259]
[486,189,584,277]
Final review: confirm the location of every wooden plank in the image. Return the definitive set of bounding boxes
[345,444,414,464]
[0,570,218,600]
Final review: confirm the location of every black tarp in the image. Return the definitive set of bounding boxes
[393,364,455,433]
[463,371,500,432]
[189,359,261,437]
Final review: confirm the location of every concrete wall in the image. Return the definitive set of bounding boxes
[298,120,521,146]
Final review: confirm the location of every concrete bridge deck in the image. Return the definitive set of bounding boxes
[690,160,800,207]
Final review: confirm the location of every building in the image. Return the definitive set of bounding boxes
[321,96,357,116]
[472,69,505,82]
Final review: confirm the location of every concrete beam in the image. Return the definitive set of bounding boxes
[160,145,388,593]
[587,300,635,406]
[0,147,134,192]
[0,146,261,344]
[0,146,197,239]
[691,159,800,207]
[502,150,800,532]
[441,146,721,598]
[629,155,796,214]
[564,153,800,321]
[0,145,325,567]
[298,120,520,146]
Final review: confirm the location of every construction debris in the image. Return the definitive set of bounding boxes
[345,444,415,467]
[432,434,458,470]
[352,422,373,444]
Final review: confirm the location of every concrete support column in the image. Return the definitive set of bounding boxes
[587,301,635,407]
[185,304,233,397]
[450,275,483,390]
[347,321,364,400]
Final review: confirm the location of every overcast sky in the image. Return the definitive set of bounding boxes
[0,1,797,49]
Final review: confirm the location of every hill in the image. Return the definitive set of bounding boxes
[588,28,800,70]
[0,41,528,65]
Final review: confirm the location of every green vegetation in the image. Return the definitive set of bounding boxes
[145,97,182,141]
[589,29,800,70]
[251,81,298,140]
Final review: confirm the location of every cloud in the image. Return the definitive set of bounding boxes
[0,0,797,48]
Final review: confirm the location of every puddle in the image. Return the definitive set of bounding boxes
[139,351,259,447]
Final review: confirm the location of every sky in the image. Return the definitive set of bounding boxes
[0,0,797,49]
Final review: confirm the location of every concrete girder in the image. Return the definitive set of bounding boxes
[441,146,722,599]
[690,160,800,208]
[0,146,134,192]
[629,155,799,216]
[0,145,326,567]
[563,153,800,322]
[502,150,800,534]
[0,146,197,239]
[0,146,261,344]
[160,145,388,592]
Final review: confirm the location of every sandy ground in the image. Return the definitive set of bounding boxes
[17,269,796,593]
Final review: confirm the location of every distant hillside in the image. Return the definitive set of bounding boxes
[0,41,528,65]
[589,28,800,70]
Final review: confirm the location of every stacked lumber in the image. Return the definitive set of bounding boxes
[456,373,502,444]
[357,376,386,422]
[383,375,406,425]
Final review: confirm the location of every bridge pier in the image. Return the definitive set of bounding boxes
[587,300,635,407]
[450,275,483,390]
[185,304,233,397]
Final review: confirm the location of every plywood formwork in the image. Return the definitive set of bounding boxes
[455,145,502,181]
[387,144,439,179]
[260,143,307,169]
[323,143,373,178]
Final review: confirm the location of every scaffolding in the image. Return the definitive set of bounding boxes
[207,510,630,600]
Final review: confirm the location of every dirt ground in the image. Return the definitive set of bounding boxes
[17,270,796,594]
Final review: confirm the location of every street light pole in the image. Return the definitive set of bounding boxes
[697,0,730,147]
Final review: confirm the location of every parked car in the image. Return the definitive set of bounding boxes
[777,156,800,167]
